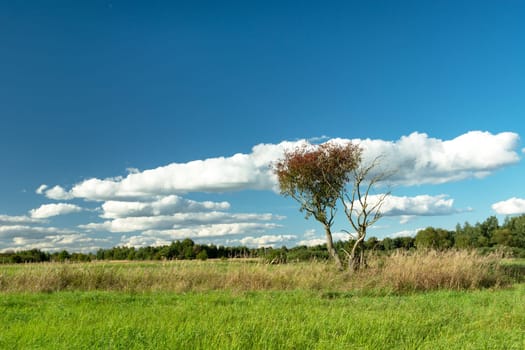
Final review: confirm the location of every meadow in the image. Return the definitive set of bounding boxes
[1,251,524,349]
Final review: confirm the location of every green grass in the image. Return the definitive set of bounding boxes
[1,287,524,349]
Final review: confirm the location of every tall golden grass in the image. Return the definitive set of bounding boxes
[359,250,506,292]
[0,250,513,294]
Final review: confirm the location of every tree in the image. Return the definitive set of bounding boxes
[415,227,454,250]
[340,157,390,271]
[274,142,361,269]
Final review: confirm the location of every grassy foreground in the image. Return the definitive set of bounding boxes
[1,252,524,349]
[1,287,524,349]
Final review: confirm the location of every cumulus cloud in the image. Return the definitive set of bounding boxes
[340,194,463,221]
[235,234,297,248]
[352,131,520,186]
[119,235,170,248]
[37,185,74,200]
[492,197,525,215]
[0,225,88,241]
[139,222,281,240]
[80,212,282,233]
[386,229,422,238]
[29,203,83,219]
[1,231,111,253]
[36,184,48,195]
[0,215,44,225]
[380,194,462,217]
[101,195,230,219]
[297,238,326,247]
[38,131,519,202]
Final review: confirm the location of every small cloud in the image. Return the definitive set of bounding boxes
[36,184,48,195]
[308,135,331,143]
[126,167,140,174]
[297,238,326,247]
[378,194,462,217]
[492,197,525,215]
[303,229,316,238]
[387,229,422,238]
[399,215,415,224]
[37,185,74,200]
[0,215,43,225]
[237,234,297,248]
[30,203,83,219]
[101,195,231,219]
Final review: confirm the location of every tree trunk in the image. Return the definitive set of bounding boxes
[324,225,342,269]
[349,233,366,272]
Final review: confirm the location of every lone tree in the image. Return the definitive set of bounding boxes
[340,157,390,271]
[273,142,361,269]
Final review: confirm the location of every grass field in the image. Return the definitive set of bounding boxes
[1,252,524,349]
[1,288,524,349]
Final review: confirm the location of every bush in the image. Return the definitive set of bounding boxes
[196,250,208,261]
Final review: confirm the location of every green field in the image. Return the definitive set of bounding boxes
[1,288,524,349]
[1,255,524,349]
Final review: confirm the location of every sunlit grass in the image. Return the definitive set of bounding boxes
[1,287,524,349]
[0,251,517,293]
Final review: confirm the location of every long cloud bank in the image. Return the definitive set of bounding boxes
[38,131,520,201]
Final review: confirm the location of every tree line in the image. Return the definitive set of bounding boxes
[2,213,524,264]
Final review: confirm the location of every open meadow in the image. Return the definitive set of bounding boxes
[1,252,524,349]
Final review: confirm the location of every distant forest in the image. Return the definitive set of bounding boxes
[2,214,525,264]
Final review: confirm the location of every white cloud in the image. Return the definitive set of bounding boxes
[36,184,48,195]
[1,232,111,253]
[80,212,282,233]
[297,238,326,247]
[140,222,281,240]
[0,225,80,239]
[38,131,519,202]
[340,194,462,220]
[0,215,44,225]
[58,141,302,201]
[30,203,83,219]
[352,131,520,186]
[380,194,461,216]
[399,216,415,224]
[119,235,170,248]
[236,234,297,248]
[39,185,74,200]
[492,197,525,215]
[386,229,422,238]
[304,229,316,238]
[101,195,230,219]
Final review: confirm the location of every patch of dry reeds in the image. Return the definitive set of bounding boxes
[0,251,514,294]
[357,250,507,292]
[0,260,346,293]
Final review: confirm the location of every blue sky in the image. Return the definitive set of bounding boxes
[1,0,524,252]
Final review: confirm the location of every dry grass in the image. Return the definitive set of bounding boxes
[0,260,346,293]
[0,251,515,294]
[358,250,507,293]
